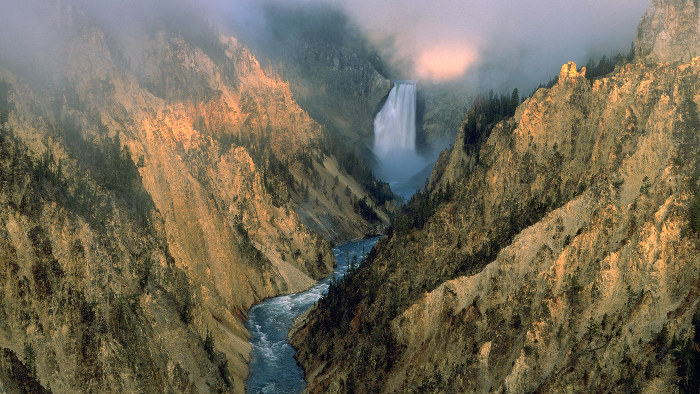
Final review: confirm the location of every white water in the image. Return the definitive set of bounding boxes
[374,82,417,156]
[373,81,427,198]
[245,237,381,394]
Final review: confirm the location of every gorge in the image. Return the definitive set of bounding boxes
[0,0,698,393]
[0,1,394,391]
[244,79,422,392]
[291,0,700,392]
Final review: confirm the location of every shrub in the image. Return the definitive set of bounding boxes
[690,192,700,233]
[0,79,12,124]
[23,342,36,377]
[673,305,700,392]
[204,329,215,361]
[354,197,379,222]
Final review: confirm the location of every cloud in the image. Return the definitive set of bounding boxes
[326,0,651,90]
[0,0,653,94]
[220,0,651,90]
[414,45,477,82]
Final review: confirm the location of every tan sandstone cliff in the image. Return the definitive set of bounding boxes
[0,1,391,392]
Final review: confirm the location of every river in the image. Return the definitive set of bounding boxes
[244,236,382,394]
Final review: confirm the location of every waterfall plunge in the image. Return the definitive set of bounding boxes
[374,82,416,157]
[373,81,426,198]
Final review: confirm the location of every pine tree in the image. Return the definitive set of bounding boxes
[690,192,700,232]
[510,88,520,114]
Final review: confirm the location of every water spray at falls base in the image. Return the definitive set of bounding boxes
[373,81,428,198]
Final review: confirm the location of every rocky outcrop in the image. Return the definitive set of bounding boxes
[637,0,700,63]
[292,48,700,394]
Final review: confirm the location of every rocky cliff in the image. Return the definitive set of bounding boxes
[637,0,700,63]
[0,0,392,392]
[291,1,700,392]
[240,3,390,147]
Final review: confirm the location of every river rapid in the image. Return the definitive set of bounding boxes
[244,236,381,393]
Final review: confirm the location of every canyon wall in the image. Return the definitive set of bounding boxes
[0,1,392,391]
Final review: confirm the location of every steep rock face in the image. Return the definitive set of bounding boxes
[292,53,700,392]
[0,1,390,392]
[418,85,472,153]
[0,119,233,392]
[117,31,391,244]
[637,0,700,63]
[245,4,391,143]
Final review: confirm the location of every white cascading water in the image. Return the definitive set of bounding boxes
[373,81,417,157]
[373,81,426,198]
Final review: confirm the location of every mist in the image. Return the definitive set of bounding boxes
[337,0,650,91]
[226,0,651,93]
[1,0,652,94]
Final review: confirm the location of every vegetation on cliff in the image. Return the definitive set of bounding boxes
[0,85,235,391]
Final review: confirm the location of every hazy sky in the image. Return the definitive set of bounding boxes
[337,1,648,78]
[0,0,653,93]
[227,0,651,91]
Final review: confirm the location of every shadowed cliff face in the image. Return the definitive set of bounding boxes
[290,2,700,391]
[0,1,394,392]
[244,3,392,144]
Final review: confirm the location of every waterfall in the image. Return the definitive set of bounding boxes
[373,80,426,198]
[373,81,417,158]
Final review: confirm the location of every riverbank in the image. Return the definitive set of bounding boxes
[244,237,381,393]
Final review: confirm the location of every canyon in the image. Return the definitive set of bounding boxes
[0,0,698,393]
